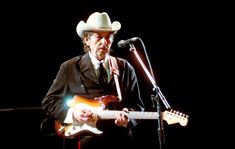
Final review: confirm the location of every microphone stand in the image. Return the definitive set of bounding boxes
[128,43,171,149]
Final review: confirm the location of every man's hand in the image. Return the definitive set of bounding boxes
[115,108,129,127]
[73,108,97,123]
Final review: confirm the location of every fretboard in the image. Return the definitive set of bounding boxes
[96,110,159,119]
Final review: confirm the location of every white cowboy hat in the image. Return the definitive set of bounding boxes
[76,12,121,38]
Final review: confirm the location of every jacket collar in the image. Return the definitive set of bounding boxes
[79,53,92,73]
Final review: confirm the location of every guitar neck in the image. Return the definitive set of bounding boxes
[97,111,159,119]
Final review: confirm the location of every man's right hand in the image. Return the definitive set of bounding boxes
[73,109,97,123]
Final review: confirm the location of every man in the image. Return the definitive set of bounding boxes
[42,12,145,149]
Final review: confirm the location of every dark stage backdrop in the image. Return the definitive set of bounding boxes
[0,0,195,149]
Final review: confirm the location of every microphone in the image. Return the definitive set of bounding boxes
[117,37,139,48]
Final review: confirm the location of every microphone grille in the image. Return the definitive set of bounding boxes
[117,40,126,48]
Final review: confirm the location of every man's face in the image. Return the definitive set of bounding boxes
[86,32,114,60]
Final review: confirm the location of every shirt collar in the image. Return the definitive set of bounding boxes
[89,52,109,69]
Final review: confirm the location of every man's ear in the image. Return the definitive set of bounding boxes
[84,37,90,46]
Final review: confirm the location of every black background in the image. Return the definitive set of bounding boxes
[0,0,233,149]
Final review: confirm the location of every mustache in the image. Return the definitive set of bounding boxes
[98,45,109,50]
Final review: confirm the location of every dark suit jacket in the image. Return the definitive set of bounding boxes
[42,53,144,128]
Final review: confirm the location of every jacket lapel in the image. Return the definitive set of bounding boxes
[79,53,99,84]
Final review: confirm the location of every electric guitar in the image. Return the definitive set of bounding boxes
[54,95,189,138]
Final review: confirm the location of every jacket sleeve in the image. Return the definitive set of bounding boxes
[42,62,71,123]
[119,59,145,127]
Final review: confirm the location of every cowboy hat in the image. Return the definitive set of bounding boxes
[76,12,121,38]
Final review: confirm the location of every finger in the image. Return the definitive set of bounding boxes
[123,108,129,112]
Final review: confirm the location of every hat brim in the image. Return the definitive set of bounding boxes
[76,21,121,38]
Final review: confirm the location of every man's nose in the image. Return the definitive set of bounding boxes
[100,37,108,44]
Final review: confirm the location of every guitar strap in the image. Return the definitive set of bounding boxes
[109,56,122,101]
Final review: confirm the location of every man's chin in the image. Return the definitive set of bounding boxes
[97,51,108,59]
[97,53,106,60]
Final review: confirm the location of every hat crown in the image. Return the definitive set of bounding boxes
[76,12,121,38]
[87,12,112,29]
